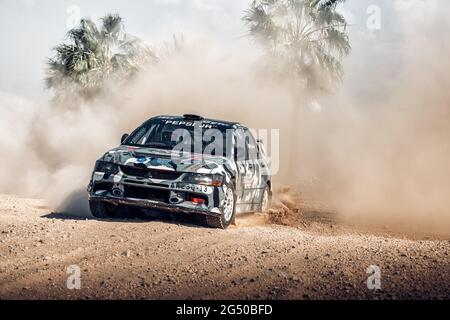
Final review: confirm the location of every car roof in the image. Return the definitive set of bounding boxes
[147,115,244,129]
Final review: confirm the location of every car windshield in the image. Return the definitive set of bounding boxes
[124,119,233,155]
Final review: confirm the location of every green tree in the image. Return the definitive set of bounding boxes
[243,0,350,101]
[45,14,156,102]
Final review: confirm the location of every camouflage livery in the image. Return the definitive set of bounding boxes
[87,115,271,228]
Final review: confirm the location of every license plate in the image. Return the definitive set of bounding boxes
[171,183,209,194]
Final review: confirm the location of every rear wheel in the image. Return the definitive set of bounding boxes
[89,201,119,219]
[203,184,236,229]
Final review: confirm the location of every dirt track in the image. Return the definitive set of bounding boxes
[0,193,448,300]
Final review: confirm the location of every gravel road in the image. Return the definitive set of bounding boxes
[0,194,448,300]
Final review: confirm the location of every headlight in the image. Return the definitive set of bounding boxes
[94,160,119,175]
[183,173,224,187]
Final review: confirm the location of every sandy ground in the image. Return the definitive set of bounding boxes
[0,192,448,300]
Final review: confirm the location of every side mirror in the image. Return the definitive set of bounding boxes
[121,133,129,144]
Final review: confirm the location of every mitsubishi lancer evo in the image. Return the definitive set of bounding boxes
[87,114,272,229]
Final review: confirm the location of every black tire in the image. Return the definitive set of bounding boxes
[203,183,236,229]
[89,200,118,219]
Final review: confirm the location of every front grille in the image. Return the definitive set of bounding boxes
[124,180,169,188]
[120,165,183,180]
[124,185,169,202]
[93,182,113,193]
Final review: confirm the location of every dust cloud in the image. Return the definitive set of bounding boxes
[0,42,294,218]
[0,2,449,235]
[291,1,450,235]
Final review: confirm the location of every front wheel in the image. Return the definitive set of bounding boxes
[89,200,119,219]
[203,184,236,229]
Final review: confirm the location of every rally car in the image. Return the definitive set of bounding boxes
[87,114,272,229]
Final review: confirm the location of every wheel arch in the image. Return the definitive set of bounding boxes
[266,179,272,192]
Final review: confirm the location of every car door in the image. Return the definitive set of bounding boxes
[243,129,262,205]
[232,129,252,208]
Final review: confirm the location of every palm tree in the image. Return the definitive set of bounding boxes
[45,14,156,102]
[244,1,351,181]
[243,0,350,100]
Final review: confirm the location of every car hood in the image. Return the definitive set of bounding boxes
[100,145,233,175]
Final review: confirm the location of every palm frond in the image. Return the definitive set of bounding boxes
[101,14,123,43]
[45,13,157,103]
[243,0,350,95]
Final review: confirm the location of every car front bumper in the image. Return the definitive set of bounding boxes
[88,194,221,217]
[87,170,225,217]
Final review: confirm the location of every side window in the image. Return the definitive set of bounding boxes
[233,129,246,162]
[245,129,259,160]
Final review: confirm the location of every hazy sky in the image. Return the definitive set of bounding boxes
[0,0,439,100]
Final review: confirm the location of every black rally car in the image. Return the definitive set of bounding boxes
[87,114,272,229]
